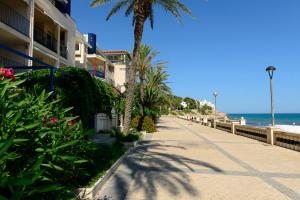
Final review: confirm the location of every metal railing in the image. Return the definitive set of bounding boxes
[60,44,68,59]
[87,65,105,79]
[34,26,57,53]
[0,55,26,68]
[0,1,30,36]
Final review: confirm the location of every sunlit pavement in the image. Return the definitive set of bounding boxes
[96,116,300,200]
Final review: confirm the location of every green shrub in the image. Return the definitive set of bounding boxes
[22,67,118,129]
[119,131,141,142]
[142,116,157,133]
[131,116,156,133]
[0,74,99,199]
[131,117,140,129]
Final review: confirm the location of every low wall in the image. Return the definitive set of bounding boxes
[178,115,300,153]
[274,131,300,152]
[95,113,118,132]
[216,122,231,133]
[235,125,267,143]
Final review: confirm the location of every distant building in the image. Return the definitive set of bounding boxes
[180,101,188,108]
[102,50,131,93]
[0,0,76,67]
[198,100,215,110]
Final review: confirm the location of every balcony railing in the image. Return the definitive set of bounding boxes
[0,1,29,36]
[0,55,25,67]
[60,44,68,59]
[34,26,57,53]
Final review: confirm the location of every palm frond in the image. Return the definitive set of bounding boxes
[106,0,130,20]
[125,0,134,16]
[149,6,154,29]
[90,0,113,7]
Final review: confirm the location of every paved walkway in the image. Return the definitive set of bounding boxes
[97,116,300,200]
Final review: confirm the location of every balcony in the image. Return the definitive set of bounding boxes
[60,44,68,59]
[0,1,29,36]
[48,0,71,15]
[87,66,105,79]
[34,26,57,53]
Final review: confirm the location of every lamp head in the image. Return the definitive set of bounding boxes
[213,92,218,97]
[266,66,276,79]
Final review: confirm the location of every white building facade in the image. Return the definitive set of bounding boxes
[198,99,215,110]
[0,0,76,67]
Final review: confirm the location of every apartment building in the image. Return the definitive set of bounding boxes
[75,32,116,86]
[0,0,76,67]
[102,50,131,92]
[75,30,90,69]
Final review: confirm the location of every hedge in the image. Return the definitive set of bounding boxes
[22,67,118,129]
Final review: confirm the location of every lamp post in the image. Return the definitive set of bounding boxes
[213,92,218,119]
[266,66,276,126]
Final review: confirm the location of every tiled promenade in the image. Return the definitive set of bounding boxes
[97,116,300,200]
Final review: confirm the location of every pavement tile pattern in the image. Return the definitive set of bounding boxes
[96,116,300,200]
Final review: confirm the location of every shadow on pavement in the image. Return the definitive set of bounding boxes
[98,140,223,200]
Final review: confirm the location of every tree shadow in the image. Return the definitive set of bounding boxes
[155,125,182,131]
[97,140,223,200]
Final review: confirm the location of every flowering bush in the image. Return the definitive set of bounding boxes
[0,70,99,199]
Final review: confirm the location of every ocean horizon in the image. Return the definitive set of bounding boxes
[228,113,300,127]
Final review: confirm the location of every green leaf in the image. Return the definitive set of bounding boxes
[62,107,73,114]
[41,163,64,171]
[35,148,44,152]
[13,139,29,143]
[55,140,78,150]
[13,177,35,186]
[60,155,77,161]
[31,157,44,171]
[0,138,13,157]
[74,160,89,164]
[16,122,39,132]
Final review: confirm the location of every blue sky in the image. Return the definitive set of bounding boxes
[72,0,300,113]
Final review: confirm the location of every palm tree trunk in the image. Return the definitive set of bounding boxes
[139,77,145,116]
[123,3,145,134]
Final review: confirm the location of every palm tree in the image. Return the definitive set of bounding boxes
[91,0,193,134]
[144,65,170,114]
[137,44,163,117]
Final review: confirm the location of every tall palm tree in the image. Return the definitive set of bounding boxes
[91,0,193,134]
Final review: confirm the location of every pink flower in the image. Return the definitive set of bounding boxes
[3,68,12,77]
[50,117,58,124]
[0,68,15,81]
[67,120,75,126]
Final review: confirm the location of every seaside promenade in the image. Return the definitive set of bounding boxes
[97,116,300,200]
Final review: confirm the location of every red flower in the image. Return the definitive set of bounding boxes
[50,117,58,124]
[67,120,75,126]
[0,68,15,81]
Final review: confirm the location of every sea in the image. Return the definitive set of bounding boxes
[228,113,300,127]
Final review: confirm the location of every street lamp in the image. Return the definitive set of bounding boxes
[213,92,218,119]
[266,66,276,126]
